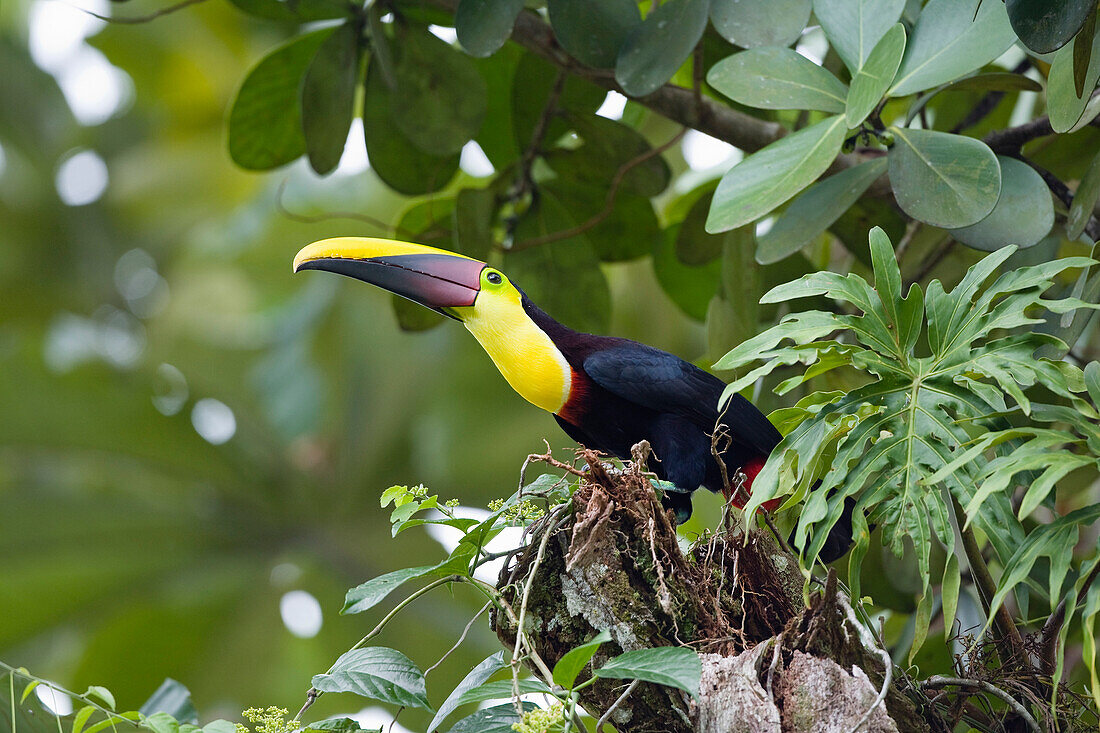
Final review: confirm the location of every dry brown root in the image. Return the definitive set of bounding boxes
[491,448,934,733]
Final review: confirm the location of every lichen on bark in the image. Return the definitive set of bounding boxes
[490,448,934,732]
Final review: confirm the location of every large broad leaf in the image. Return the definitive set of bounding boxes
[593,647,701,699]
[709,0,811,49]
[654,223,722,321]
[889,0,1017,97]
[1068,148,1100,239]
[452,679,552,706]
[455,0,524,58]
[813,0,905,73]
[140,680,197,724]
[1047,26,1100,132]
[426,652,506,733]
[548,0,641,68]
[552,630,611,689]
[948,156,1054,251]
[341,564,439,615]
[887,127,1001,228]
[510,53,606,149]
[706,115,847,234]
[227,30,333,170]
[301,22,361,175]
[543,113,671,198]
[508,193,612,333]
[312,648,432,711]
[756,157,887,264]
[538,179,660,262]
[362,57,459,195]
[846,24,905,127]
[1006,0,1095,53]
[389,29,487,157]
[615,0,709,98]
[447,704,537,733]
[707,47,848,114]
[720,227,1093,600]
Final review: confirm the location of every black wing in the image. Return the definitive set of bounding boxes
[582,343,781,457]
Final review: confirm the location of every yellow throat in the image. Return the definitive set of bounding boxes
[458,279,571,414]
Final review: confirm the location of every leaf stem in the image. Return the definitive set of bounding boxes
[949,495,1026,667]
[294,574,463,722]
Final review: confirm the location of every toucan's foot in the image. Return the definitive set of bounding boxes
[660,489,694,525]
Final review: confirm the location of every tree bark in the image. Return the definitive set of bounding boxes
[491,451,935,732]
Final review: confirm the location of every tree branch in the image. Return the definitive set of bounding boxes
[425,0,783,154]
[921,677,1040,733]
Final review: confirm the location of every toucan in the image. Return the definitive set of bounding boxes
[294,237,854,561]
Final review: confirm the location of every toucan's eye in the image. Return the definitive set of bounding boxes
[486,271,503,285]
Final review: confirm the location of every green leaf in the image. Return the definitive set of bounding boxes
[908,590,933,664]
[706,47,848,114]
[448,704,536,733]
[939,71,1044,93]
[1006,0,1095,53]
[1085,361,1100,406]
[594,647,701,698]
[312,648,432,711]
[426,652,507,732]
[226,0,347,22]
[813,0,905,73]
[615,0,708,98]
[552,630,611,689]
[140,680,196,725]
[453,187,496,260]
[757,157,887,264]
[846,24,905,127]
[654,224,721,321]
[507,191,611,333]
[141,713,180,733]
[1048,26,1100,132]
[510,54,605,148]
[1074,9,1096,97]
[392,294,446,332]
[948,156,1054,250]
[200,723,237,733]
[543,113,671,198]
[889,0,1016,97]
[227,30,333,170]
[304,717,376,732]
[21,680,40,703]
[82,687,114,711]
[676,192,726,265]
[548,0,640,68]
[709,0,811,49]
[341,565,440,615]
[73,705,96,733]
[941,553,960,643]
[362,57,459,195]
[1068,144,1100,241]
[455,0,524,58]
[389,29,487,156]
[706,115,848,234]
[538,179,659,262]
[302,22,361,175]
[452,679,553,707]
[887,127,1001,228]
[987,505,1100,627]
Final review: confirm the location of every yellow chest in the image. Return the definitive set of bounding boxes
[462,302,572,414]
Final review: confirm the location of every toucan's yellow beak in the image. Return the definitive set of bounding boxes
[293,237,487,319]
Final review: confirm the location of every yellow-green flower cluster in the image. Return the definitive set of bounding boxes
[512,703,565,733]
[236,707,295,733]
[488,498,545,522]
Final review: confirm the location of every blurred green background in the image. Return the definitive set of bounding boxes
[0,1,732,728]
